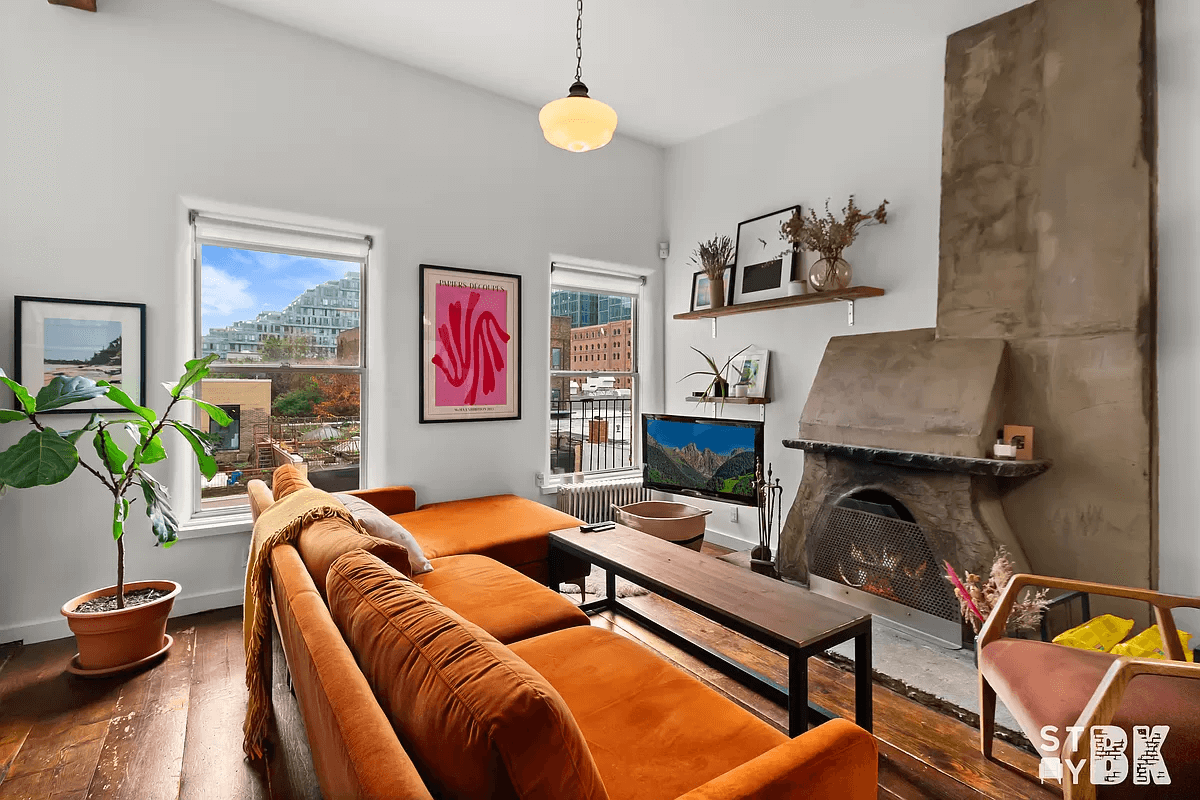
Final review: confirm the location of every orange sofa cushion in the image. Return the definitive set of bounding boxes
[418,554,589,644]
[295,516,412,595]
[272,463,313,499]
[396,494,581,572]
[270,545,434,800]
[326,550,609,800]
[981,638,1200,795]
[510,625,788,800]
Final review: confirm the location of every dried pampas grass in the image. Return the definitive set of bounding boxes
[945,548,1049,634]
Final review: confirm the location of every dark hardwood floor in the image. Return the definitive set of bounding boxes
[0,561,1058,800]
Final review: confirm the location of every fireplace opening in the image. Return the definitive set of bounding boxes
[809,489,960,636]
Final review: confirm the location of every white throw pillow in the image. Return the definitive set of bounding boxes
[334,493,434,575]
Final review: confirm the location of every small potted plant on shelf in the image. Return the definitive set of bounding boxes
[679,345,750,402]
[690,234,736,310]
[780,196,888,291]
[0,355,229,676]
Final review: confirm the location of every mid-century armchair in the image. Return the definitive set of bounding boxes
[977,574,1200,800]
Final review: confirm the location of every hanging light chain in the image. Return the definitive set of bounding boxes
[575,0,584,83]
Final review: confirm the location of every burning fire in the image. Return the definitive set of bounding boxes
[837,543,928,603]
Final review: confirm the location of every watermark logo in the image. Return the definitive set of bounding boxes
[1039,725,1171,787]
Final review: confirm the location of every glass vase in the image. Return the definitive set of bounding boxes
[808,257,852,292]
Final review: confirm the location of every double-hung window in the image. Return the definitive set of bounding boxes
[192,213,370,515]
[549,263,642,477]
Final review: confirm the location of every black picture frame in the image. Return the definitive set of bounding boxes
[732,205,801,305]
[419,264,522,423]
[14,296,147,415]
[689,267,735,311]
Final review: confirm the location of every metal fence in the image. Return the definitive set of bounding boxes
[549,396,634,475]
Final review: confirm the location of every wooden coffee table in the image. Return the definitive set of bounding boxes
[549,524,873,736]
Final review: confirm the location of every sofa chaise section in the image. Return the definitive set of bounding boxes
[349,489,587,583]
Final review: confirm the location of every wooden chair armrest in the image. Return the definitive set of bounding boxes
[978,574,1200,650]
[1062,657,1200,800]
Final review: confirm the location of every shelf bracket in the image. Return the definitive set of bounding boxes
[846,299,855,326]
[711,317,718,338]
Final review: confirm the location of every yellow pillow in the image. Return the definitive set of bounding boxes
[1110,625,1195,662]
[1053,614,1135,652]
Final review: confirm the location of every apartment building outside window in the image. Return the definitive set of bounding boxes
[192,213,370,515]
[549,263,642,477]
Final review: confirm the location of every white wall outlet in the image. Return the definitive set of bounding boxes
[729,506,738,523]
[658,242,670,259]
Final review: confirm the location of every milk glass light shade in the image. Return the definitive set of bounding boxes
[539,82,618,153]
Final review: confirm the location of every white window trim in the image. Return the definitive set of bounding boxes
[543,259,650,492]
[176,202,375,533]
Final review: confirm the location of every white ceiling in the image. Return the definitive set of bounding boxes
[209,0,1029,146]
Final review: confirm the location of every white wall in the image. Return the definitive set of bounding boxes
[1156,0,1200,630]
[0,0,664,643]
[663,48,945,548]
[665,4,1200,633]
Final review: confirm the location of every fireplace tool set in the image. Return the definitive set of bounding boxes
[752,463,784,577]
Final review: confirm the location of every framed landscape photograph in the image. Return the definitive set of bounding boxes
[419,264,521,423]
[732,206,800,305]
[14,296,146,414]
[735,347,771,398]
[690,267,734,311]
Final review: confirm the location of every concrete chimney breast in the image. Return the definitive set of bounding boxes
[799,328,1006,459]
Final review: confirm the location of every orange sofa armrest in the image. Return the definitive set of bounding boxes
[675,719,877,800]
[344,486,417,516]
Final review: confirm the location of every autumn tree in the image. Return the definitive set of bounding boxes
[314,374,360,418]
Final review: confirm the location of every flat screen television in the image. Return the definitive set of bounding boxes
[641,414,764,506]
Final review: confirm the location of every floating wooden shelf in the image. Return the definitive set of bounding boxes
[685,396,770,405]
[673,286,885,320]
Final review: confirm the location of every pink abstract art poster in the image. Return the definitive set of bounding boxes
[421,265,520,423]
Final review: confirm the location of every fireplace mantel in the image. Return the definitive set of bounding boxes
[782,439,1051,478]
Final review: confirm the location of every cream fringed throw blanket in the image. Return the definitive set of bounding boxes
[241,488,369,760]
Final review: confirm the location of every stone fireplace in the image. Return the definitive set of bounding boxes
[778,329,1048,645]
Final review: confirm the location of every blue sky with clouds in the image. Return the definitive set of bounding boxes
[200,246,356,334]
[646,417,758,456]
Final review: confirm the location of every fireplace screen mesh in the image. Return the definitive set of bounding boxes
[809,502,960,621]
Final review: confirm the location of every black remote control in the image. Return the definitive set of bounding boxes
[580,521,615,533]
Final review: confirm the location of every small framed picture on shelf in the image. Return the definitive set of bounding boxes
[734,347,770,398]
[14,296,147,414]
[690,267,734,311]
[733,206,800,305]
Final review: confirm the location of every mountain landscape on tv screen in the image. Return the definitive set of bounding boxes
[645,434,756,499]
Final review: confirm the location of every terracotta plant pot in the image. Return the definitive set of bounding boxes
[61,580,181,671]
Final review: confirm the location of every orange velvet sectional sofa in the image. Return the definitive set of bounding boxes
[248,472,879,799]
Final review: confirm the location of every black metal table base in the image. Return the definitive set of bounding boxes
[566,571,873,737]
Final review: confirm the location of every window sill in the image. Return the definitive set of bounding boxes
[179,511,254,539]
[537,468,642,495]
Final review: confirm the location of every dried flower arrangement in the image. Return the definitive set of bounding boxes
[944,548,1050,634]
[780,196,889,262]
[689,234,735,280]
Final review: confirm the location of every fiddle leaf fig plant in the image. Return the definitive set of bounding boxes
[0,354,229,609]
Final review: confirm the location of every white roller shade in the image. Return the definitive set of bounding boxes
[194,213,370,263]
[551,262,645,295]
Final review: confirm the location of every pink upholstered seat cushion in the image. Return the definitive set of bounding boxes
[980,638,1200,798]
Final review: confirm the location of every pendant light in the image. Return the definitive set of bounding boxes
[539,0,617,152]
